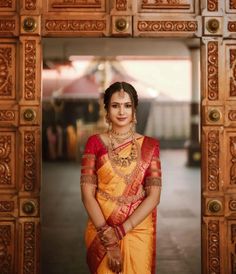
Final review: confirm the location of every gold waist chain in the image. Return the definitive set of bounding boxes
[97,188,146,205]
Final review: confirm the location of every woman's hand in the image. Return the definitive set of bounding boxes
[107,245,123,273]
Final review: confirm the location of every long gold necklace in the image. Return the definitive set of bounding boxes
[107,132,141,184]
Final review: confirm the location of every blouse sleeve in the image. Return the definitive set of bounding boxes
[144,141,162,189]
[80,135,98,188]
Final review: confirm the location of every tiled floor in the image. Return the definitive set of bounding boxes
[41,149,201,274]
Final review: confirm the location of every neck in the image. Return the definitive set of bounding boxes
[111,125,133,135]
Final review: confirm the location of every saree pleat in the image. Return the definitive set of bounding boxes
[81,135,161,274]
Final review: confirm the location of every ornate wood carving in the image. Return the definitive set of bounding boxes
[228,22,236,32]
[208,41,218,100]
[0,47,13,97]
[230,49,236,96]
[0,110,15,122]
[229,200,236,211]
[51,0,102,8]
[137,20,197,32]
[25,0,37,10]
[23,222,35,274]
[0,135,11,186]
[0,19,15,34]
[0,201,14,212]
[116,0,127,10]
[229,110,236,121]
[231,224,236,273]
[208,220,220,273]
[207,0,218,11]
[230,0,236,9]
[44,19,106,32]
[24,132,36,191]
[0,225,12,273]
[24,40,36,101]
[208,131,219,191]
[230,137,236,184]
[141,0,190,9]
[0,0,12,8]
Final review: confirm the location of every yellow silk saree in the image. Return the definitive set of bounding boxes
[80,134,161,274]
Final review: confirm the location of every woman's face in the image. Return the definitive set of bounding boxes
[108,90,133,129]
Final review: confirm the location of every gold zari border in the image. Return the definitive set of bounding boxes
[97,188,146,205]
[145,177,162,187]
[80,174,97,186]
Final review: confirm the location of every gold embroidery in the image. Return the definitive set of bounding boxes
[97,188,146,205]
[80,174,97,186]
[145,177,162,187]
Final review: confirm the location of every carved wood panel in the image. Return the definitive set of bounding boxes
[0,0,16,11]
[0,131,16,190]
[133,16,200,37]
[18,219,40,274]
[138,0,195,13]
[18,128,40,193]
[45,0,106,12]
[19,37,41,104]
[0,222,15,274]
[202,217,228,273]
[42,16,109,36]
[0,41,16,100]
[228,221,236,274]
[224,41,236,99]
[202,127,223,192]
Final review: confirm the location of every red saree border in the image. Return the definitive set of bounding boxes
[86,136,158,273]
[107,136,157,226]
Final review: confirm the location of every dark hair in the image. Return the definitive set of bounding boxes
[103,82,138,111]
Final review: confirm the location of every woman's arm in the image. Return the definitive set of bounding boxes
[123,186,161,233]
[81,184,106,228]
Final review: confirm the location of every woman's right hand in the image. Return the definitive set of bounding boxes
[107,245,123,273]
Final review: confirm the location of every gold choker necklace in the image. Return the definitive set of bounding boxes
[111,128,132,137]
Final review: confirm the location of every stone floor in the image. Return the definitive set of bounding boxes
[41,149,201,274]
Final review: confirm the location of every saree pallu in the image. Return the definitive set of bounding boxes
[81,134,161,274]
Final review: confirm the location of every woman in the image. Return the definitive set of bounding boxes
[81,82,162,274]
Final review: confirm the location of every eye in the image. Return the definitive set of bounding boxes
[111,104,119,108]
[125,104,132,108]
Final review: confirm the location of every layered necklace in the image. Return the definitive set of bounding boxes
[107,128,141,184]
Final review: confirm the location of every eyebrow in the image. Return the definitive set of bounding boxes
[110,101,132,104]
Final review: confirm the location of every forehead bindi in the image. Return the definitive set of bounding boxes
[110,91,132,104]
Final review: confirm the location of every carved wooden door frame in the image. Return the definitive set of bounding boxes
[0,0,235,273]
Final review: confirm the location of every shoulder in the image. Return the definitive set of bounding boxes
[84,134,100,153]
[143,135,160,147]
[86,134,99,143]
